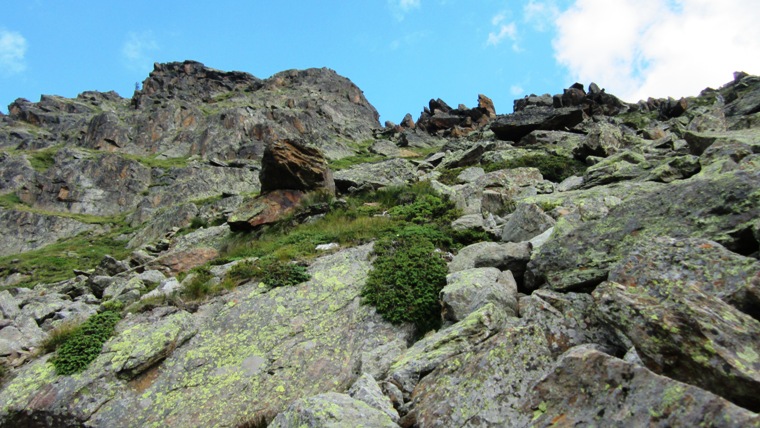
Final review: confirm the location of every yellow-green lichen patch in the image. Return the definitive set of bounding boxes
[0,357,57,411]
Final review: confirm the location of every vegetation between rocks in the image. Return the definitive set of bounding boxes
[50,310,121,375]
[484,152,587,183]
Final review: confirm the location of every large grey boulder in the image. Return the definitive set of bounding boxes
[448,241,532,284]
[0,245,411,427]
[348,373,399,423]
[269,392,398,428]
[526,345,760,427]
[441,268,518,321]
[333,158,417,193]
[500,203,555,243]
[527,170,760,291]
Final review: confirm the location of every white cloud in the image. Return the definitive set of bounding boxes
[389,0,421,20]
[0,30,28,76]
[122,31,159,70]
[552,0,760,102]
[510,85,525,96]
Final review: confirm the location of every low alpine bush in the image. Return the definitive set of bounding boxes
[51,310,121,375]
[361,231,447,334]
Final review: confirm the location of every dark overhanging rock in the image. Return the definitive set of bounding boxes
[490,107,586,142]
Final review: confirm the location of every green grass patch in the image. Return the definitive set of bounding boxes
[484,153,586,183]
[50,310,121,375]
[38,318,85,355]
[27,146,60,172]
[0,192,25,210]
[122,153,190,169]
[328,139,385,170]
[0,226,133,289]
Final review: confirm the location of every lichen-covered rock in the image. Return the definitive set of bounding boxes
[103,308,196,379]
[269,392,398,428]
[448,241,531,284]
[527,170,760,291]
[333,158,417,193]
[500,203,555,243]
[386,302,509,398]
[607,237,760,317]
[441,268,517,321]
[525,346,760,427]
[593,279,760,412]
[348,373,399,423]
[406,324,554,427]
[519,289,623,357]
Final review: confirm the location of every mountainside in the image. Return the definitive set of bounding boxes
[0,61,759,427]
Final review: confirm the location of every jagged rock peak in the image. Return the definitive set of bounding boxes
[133,60,263,105]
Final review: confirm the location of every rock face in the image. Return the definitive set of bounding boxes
[2,65,760,427]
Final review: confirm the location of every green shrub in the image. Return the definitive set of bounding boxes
[361,233,447,334]
[436,167,466,185]
[259,259,310,288]
[181,267,213,300]
[51,311,121,375]
[484,153,586,182]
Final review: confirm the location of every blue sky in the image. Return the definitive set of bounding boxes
[2,1,759,123]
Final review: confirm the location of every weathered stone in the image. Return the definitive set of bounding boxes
[269,392,398,428]
[490,107,585,142]
[501,203,555,243]
[0,208,97,257]
[407,324,554,427]
[527,170,760,291]
[387,302,509,398]
[127,203,200,249]
[93,255,130,277]
[456,166,485,183]
[646,154,701,183]
[441,268,518,322]
[594,279,760,412]
[448,241,532,283]
[519,289,623,357]
[582,150,651,187]
[525,346,760,427]
[348,373,399,423]
[227,189,306,230]
[259,139,335,194]
[478,94,496,117]
[103,308,196,379]
[450,214,485,232]
[333,158,417,193]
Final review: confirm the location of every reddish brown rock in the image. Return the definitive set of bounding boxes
[478,94,496,117]
[160,247,219,274]
[227,189,307,231]
[259,139,334,194]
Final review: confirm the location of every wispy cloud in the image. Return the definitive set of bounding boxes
[523,0,560,31]
[552,0,760,101]
[389,0,421,20]
[486,13,519,51]
[510,85,525,96]
[389,30,430,51]
[122,31,159,70]
[0,30,28,76]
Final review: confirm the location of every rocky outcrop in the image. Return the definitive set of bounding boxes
[259,139,334,194]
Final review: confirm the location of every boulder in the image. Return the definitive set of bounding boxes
[500,203,555,243]
[448,241,532,284]
[269,392,398,428]
[405,323,554,427]
[227,189,307,230]
[490,107,585,142]
[594,279,760,412]
[0,208,97,257]
[259,139,335,194]
[526,170,760,291]
[526,345,760,427]
[333,158,417,193]
[348,373,399,423]
[441,268,518,321]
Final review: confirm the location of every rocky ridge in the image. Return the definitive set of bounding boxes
[0,63,759,427]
